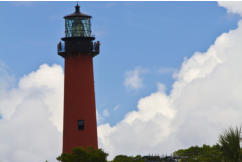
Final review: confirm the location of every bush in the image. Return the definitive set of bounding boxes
[57,147,108,162]
[112,155,144,162]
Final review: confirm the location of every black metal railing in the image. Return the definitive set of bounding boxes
[92,41,100,56]
[57,41,100,57]
[57,41,65,54]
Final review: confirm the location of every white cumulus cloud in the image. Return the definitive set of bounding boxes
[218,1,242,16]
[124,67,147,90]
[0,64,63,162]
[98,6,242,159]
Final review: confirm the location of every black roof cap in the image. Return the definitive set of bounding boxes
[64,4,92,19]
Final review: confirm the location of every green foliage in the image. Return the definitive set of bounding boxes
[112,155,144,162]
[174,126,242,162]
[57,147,108,162]
[55,126,242,162]
[218,126,242,162]
[57,148,144,162]
[173,144,223,162]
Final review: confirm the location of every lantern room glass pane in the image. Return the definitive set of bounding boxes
[65,17,91,37]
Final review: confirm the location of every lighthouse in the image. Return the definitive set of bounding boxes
[57,4,100,153]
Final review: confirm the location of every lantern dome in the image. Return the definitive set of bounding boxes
[64,4,92,37]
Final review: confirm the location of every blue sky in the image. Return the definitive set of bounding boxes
[0,1,240,125]
[2,1,242,161]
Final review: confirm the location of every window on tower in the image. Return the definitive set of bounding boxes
[78,120,85,130]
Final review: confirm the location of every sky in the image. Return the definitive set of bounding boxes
[0,1,242,161]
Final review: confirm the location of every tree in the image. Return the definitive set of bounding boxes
[173,144,222,162]
[218,126,242,162]
[112,155,144,162]
[57,147,108,162]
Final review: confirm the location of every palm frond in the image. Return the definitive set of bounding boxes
[218,126,241,162]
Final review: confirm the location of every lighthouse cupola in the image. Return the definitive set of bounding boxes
[64,4,92,38]
[58,4,100,57]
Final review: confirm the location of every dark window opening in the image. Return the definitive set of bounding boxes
[78,120,84,130]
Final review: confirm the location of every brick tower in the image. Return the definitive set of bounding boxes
[57,4,100,153]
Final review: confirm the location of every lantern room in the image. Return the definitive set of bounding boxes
[64,4,92,38]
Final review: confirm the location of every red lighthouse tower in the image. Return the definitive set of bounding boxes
[58,4,100,153]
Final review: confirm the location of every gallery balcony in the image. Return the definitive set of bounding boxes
[57,40,100,58]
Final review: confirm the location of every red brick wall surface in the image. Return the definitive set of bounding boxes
[63,55,98,153]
